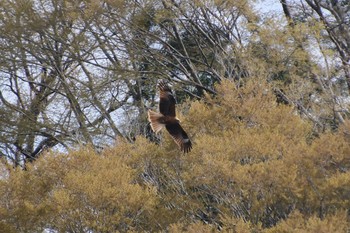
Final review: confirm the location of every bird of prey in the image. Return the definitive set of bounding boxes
[148,81,192,153]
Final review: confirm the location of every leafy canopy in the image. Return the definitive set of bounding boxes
[1,79,349,232]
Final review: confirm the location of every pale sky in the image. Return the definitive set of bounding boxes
[254,0,284,14]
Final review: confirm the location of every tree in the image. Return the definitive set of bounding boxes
[0,0,261,166]
[0,0,150,166]
[275,0,350,130]
[303,0,350,89]
[1,79,349,231]
[0,0,349,170]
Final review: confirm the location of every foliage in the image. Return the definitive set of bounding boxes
[1,80,349,232]
[0,0,349,231]
[0,0,257,165]
[0,147,157,232]
[1,0,349,166]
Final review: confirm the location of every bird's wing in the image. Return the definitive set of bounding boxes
[166,122,192,153]
[158,81,176,117]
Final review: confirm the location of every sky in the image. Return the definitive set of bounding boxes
[254,0,284,14]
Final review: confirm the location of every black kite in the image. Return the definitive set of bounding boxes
[148,81,192,153]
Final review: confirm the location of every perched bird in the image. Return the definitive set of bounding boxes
[148,81,192,153]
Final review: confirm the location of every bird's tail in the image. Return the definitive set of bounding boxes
[147,110,165,134]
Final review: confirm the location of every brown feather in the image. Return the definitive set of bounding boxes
[147,110,165,134]
[148,80,192,153]
[158,81,176,117]
[166,122,192,153]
